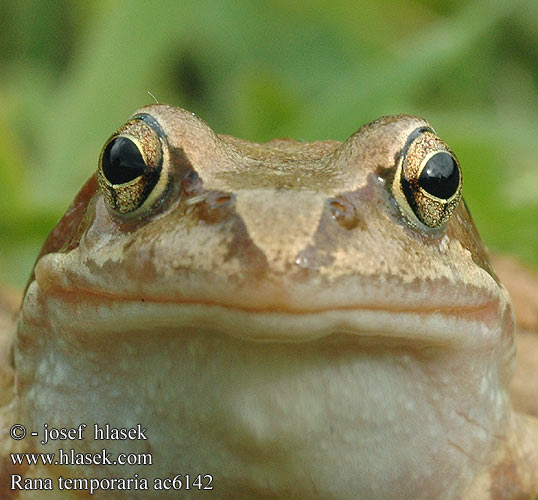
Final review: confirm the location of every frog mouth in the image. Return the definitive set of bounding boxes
[30,279,505,348]
[30,246,508,346]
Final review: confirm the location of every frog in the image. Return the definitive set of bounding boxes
[1,104,537,499]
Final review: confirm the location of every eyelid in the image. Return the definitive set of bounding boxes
[398,127,434,163]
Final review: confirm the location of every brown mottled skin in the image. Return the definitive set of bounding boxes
[0,105,537,498]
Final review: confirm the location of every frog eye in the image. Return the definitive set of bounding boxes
[392,129,463,229]
[98,118,165,214]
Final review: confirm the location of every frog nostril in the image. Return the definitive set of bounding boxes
[329,197,362,230]
[330,200,346,212]
[214,194,233,206]
[196,191,235,223]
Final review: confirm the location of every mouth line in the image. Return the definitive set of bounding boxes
[33,280,504,347]
[47,284,498,320]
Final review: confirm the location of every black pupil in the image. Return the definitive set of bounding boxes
[418,152,459,199]
[102,137,147,184]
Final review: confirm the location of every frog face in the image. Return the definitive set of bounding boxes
[12,105,538,499]
[33,105,504,343]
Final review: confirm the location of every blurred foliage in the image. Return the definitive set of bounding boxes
[0,0,536,287]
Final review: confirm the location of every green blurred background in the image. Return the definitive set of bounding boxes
[0,0,537,288]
